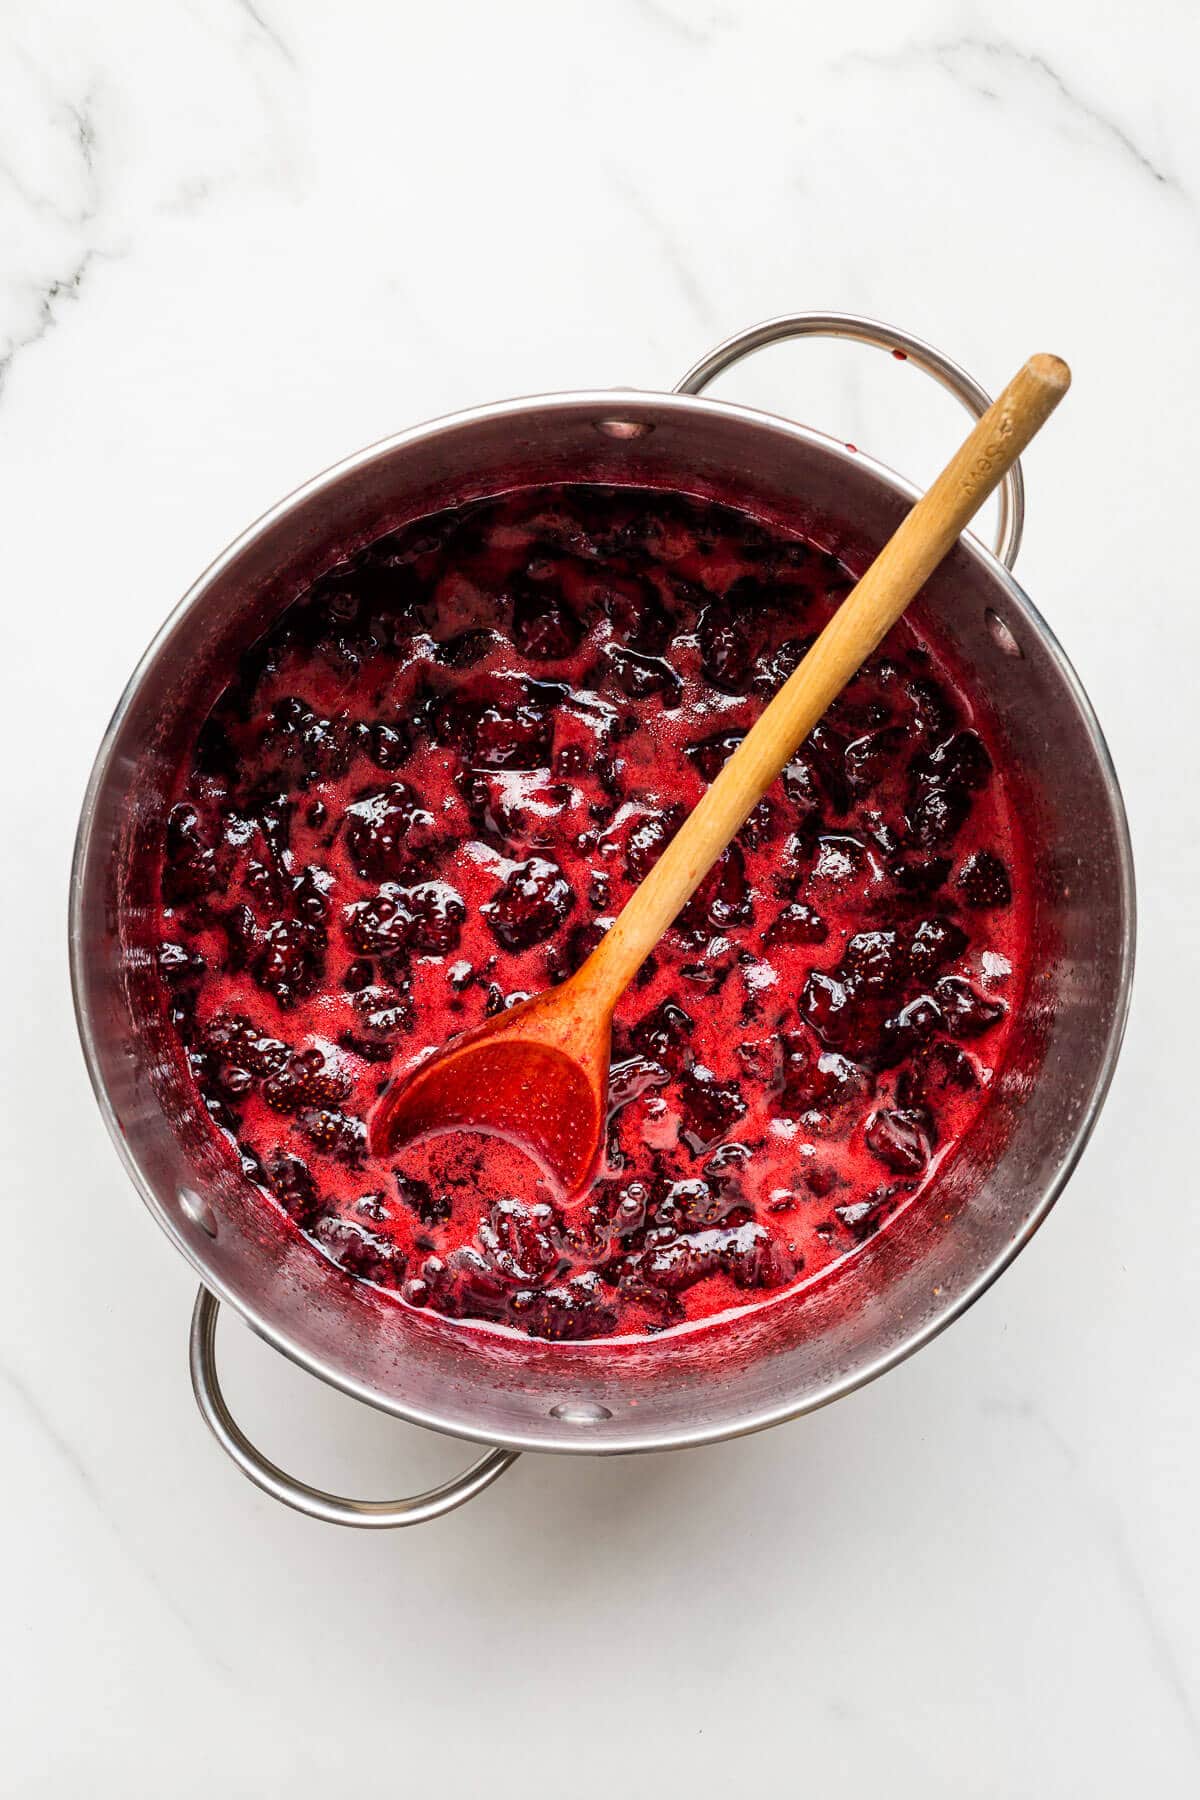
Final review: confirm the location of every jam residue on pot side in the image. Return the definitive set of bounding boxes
[154,484,1030,1341]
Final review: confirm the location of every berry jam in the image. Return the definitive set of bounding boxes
[154,485,1030,1341]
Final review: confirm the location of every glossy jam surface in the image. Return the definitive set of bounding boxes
[155,485,1029,1340]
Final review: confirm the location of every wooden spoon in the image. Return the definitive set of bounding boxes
[370,353,1070,1201]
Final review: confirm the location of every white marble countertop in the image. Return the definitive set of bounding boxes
[3,1,1196,1792]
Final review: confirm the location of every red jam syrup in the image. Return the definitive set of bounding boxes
[155,485,1030,1341]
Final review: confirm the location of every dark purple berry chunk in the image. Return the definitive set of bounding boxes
[162,804,219,905]
[630,998,695,1070]
[484,857,574,951]
[799,971,854,1049]
[600,579,673,652]
[266,697,353,785]
[604,646,683,708]
[879,994,944,1063]
[699,600,755,694]
[907,674,958,738]
[341,982,414,1058]
[777,1033,869,1113]
[265,1152,321,1226]
[404,881,467,955]
[624,805,683,882]
[261,1047,346,1113]
[471,703,553,771]
[362,720,412,768]
[344,887,412,957]
[845,725,909,794]
[738,797,777,850]
[548,915,612,981]
[956,850,1012,909]
[623,1220,792,1296]
[435,628,498,669]
[811,834,867,885]
[890,853,951,897]
[478,1199,557,1283]
[781,756,821,819]
[708,842,753,931]
[908,915,969,980]
[158,940,204,982]
[898,1040,979,1106]
[252,918,324,1008]
[511,582,583,660]
[703,1139,753,1195]
[679,843,751,934]
[764,902,828,947]
[663,1177,726,1229]
[509,1274,618,1341]
[700,1221,795,1290]
[842,929,904,994]
[916,730,993,796]
[754,636,814,694]
[395,1172,451,1227]
[833,1194,895,1242]
[807,723,852,814]
[291,864,333,923]
[908,784,971,848]
[865,1107,934,1174]
[312,1214,404,1287]
[687,729,745,783]
[934,976,1007,1038]
[301,1107,368,1165]
[200,1014,290,1077]
[344,783,436,879]
[676,1064,747,1153]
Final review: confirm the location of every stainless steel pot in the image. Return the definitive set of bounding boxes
[70,313,1135,1527]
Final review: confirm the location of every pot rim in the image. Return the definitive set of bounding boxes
[69,385,1137,1456]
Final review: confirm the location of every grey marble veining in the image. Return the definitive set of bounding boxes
[839,35,1180,191]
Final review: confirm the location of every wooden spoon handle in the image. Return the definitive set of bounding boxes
[585,353,1071,1006]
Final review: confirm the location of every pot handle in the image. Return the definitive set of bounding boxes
[674,312,1026,571]
[189,1287,519,1528]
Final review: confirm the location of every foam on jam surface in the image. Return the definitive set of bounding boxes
[155,484,1030,1341]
